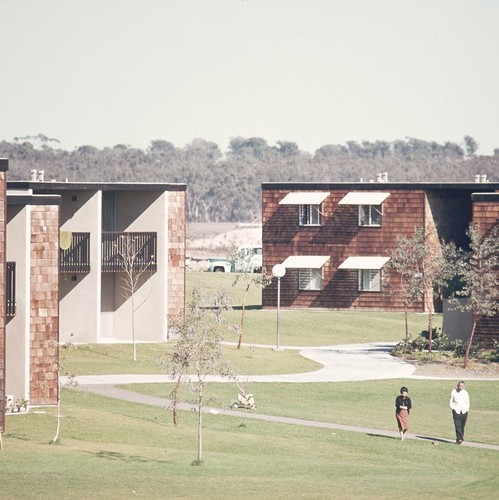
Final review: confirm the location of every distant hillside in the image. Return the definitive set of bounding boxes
[2,135,497,222]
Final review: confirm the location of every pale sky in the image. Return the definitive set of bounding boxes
[1,0,498,155]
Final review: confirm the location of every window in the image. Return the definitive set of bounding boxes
[358,269,381,291]
[102,192,116,231]
[359,204,382,227]
[299,204,322,226]
[6,261,16,317]
[299,268,323,290]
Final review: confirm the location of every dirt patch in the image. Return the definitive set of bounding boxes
[406,358,499,379]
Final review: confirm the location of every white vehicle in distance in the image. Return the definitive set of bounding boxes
[207,246,262,273]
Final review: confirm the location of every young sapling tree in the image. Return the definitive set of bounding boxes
[452,223,499,368]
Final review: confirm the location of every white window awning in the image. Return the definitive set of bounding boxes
[282,255,330,269]
[338,192,390,205]
[338,256,390,270]
[279,192,330,205]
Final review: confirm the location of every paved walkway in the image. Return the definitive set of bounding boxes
[73,342,416,385]
[73,342,499,451]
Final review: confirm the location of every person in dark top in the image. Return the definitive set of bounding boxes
[395,386,412,440]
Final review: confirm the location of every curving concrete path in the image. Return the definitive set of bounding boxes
[250,342,417,382]
[72,342,499,451]
[73,342,416,386]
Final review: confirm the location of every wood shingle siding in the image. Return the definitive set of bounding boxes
[262,183,499,319]
[263,187,426,311]
[472,194,499,348]
[29,205,59,405]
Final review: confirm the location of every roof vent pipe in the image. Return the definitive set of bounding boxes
[31,169,37,182]
[481,174,488,183]
[37,170,45,182]
[475,174,481,183]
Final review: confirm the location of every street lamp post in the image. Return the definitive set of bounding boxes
[272,264,286,351]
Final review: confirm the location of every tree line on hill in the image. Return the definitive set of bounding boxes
[1,134,498,222]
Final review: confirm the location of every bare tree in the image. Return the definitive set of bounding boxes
[50,341,77,445]
[166,288,233,464]
[453,223,499,368]
[388,228,426,344]
[115,233,155,362]
[388,226,456,350]
[414,227,458,353]
[230,246,271,349]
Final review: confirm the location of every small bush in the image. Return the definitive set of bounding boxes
[419,328,450,350]
[478,342,499,363]
[393,328,450,356]
[391,338,415,356]
[412,335,427,352]
[450,338,483,358]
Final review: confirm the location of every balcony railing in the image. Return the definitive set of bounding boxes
[6,261,16,317]
[101,232,157,273]
[60,232,91,273]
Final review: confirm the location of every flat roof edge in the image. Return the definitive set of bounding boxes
[7,181,187,192]
[8,193,61,206]
[262,182,499,191]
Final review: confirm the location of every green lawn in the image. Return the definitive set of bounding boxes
[65,268,439,376]
[1,389,498,499]
[188,270,441,346]
[64,307,435,376]
[123,379,499,446]
[2,272,495,498]
[64,343,321,376]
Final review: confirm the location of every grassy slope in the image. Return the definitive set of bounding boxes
[2,272,496,498]
[124,379,499,446]
[2,389,498,499]
[188,270,440,346]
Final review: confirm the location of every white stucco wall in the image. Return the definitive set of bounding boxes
[110,190,168,342]
[6,205,30,400]
[59,190,101,343]
[43,186,171,345]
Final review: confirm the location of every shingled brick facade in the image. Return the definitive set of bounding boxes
[263,187,426,310]
[29,205,59,405]
[262,182,499,316]
[167,190,186,321]
[472,193,499,347]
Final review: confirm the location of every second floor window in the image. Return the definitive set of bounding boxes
[102,192,116,231]
[359,204,382,227]
[299,204,322,226]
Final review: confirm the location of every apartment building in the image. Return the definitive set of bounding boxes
[5,177,186,408]
[261,181,498,344]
